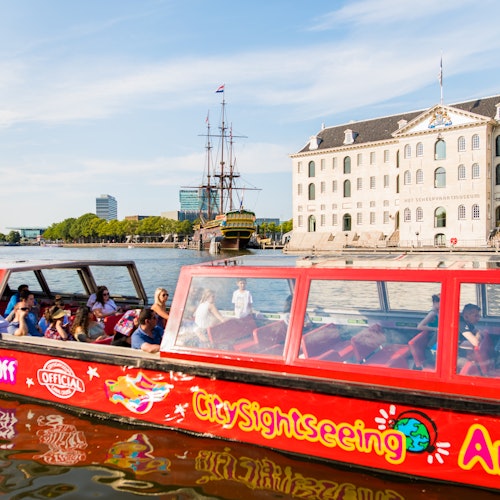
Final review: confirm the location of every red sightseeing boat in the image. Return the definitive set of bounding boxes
[0,254,499,491]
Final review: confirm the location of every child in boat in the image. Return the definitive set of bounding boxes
[232,279,253,319]
[44,306,74,341]
[71,306,106,342]
[151,287,170,327]
[192,289,225,346]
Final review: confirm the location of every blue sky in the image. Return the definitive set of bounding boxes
[1,0,500,233]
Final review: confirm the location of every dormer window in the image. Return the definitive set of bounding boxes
[309,135,320,150]
[496,103,500,121]
[343,129,355,145]
[398,119,407,129]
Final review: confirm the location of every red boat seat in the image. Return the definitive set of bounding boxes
[470,332,500,378]
[408,331,435,370]
[351,324,410,368]
[459,360,482,376]
[207,315,257,350]
[103,314,122,336]
[301,323,353,362]
[251,320,288,355]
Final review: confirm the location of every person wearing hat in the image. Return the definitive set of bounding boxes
[44,306,73,341]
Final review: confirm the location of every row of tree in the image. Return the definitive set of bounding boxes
[37,213,293,243]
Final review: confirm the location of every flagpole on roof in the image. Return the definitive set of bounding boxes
[438,54,444,105]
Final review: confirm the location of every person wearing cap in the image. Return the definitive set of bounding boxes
[44,306,73,341]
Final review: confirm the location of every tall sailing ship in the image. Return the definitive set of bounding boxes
[192,86,257,250]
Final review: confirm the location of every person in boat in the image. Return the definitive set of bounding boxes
[417,294,440,357]
[131,308,163,353]
[4,284,29,316]
[44,306,74,341]
[151,288,169,327]
[193,289,225,346]
[86,285,105,309]
[232,279,253,319]
[459,303,482,348]
[6,290,42,337]
[71,306,106,342]
[92,287,121,320]
[38,295,69,333]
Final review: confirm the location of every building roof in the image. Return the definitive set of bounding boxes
[296,94,500,154]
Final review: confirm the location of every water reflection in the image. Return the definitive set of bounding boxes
[0,397,497,499]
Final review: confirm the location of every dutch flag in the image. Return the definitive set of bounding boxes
[215,84,225,93]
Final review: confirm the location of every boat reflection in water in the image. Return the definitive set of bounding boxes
[0,398,496,499]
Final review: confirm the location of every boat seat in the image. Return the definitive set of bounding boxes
[408,331,435,370]
[301,323,353,362]
[207,315,257,350]
[459,360,482,376]
[250,320,288,355]
[103,314,123,336]
[469,332,500,378]
[351,324,410,368]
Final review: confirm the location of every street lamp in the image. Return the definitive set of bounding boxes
[415,232,420,248]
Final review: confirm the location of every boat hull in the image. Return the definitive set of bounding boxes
[0,339,499,492]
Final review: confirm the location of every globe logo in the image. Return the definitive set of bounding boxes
[393,416,432,453]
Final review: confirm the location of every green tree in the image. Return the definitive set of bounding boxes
[7,231,21,244]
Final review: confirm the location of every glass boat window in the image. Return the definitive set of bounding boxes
[458,282,500,379]
[174,276,295,356]
[300,279,441,372]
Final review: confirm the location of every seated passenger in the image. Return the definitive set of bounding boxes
[87,285,105,309]
[71,306,106,342]
[151,287,170,328]
[7,290,42,337]
[232,279,253,318]
[38,296,69,333]
[417,293,440,354]
[44,306,74,341]
[459,303,482,348]
[131,308,163,353]
[4,284,29,316]
[92,287,121,320]
[194,289,225,346]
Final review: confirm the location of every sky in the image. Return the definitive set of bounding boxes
[1,0,500,234]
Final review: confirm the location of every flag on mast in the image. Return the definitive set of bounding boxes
[215,84,225,93]
[438,56,443,104]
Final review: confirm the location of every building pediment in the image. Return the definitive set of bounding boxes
[392,104,492,137]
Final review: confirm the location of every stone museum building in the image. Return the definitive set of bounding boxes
[289,94,500,250]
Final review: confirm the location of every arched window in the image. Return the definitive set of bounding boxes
[472,163,480,179]
[434,207,446,228]
[472,134,480,150]
[404,208,411,222]
[496,136,500,157]
[435,233,446,246]
[308,215,316,232]
[416,169,423,184]
[435,139,446,160]
[343,213,351,231]
[416,142,424,157]
[458,164,466,180]
[308,161,315,177]
[416,207,423,221]
[472,204,480,220]
[434,167,446,188]
[458,205,466,220]
[343,179,351,197]
[404,144,411,159]
[343,156,351,174]
[396,150,400,168]
[404,170,411,185]
[308,183,315,200]
[496,165,500,185]
[396,175,399,193]
[458,136,466,152]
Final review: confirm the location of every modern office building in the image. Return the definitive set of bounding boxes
[96,194,118,221]
[289,94,500,250]
[179,188,220,222]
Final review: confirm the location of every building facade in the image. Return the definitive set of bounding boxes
[289,95,500,250]
[96,194,118,221]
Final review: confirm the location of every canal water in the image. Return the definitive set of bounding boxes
[0,245,496,499]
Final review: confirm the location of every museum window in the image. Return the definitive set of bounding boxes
[370,152,376,164]
[472,163,480,179]
[404,144,411,159]
[320,159,325,171]
[297,184,303,195]
[384,174,389,188]
[435,233,446,246]
[435,139,446,160]
[332,180,338,192]
[357,153,363,166]
[472,134,480,150]
[404,208,411,222]
[404,170,411,185]
[472,204,480,220]
[308,161,315,178]
[370,212,376,225]
[320,181,326,194]
[458,164,466,180]
[343,180,351,198]
[297,161,303,173]
[396,175,400,193]
[458,136,466,152]
[416,169,423,184]
[343,213,351,231]
[357,178,362,190]
[344,156,351,174]
[308,183,315,200]
[458,205,466,220]
[416,142,424,157]
[434,167,446,188]
[496,165,500,185]
[384,150,390,163]
[370,176,376,189]
[308,215,316,232]
[496,136,500,157]
[416,207,423,222]
[357,213,363,225]
[434,207,446,228]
